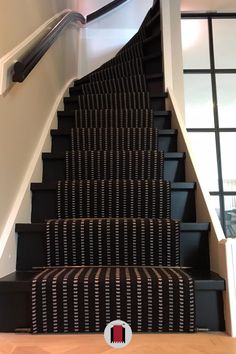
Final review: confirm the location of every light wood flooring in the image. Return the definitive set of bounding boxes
[0,333,235,354]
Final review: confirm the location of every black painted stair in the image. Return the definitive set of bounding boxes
[0,0,225,333]
[16,223,210,270]
[30,181,196,222]
[0,270,225,332]
[57,110,172,129]
[41,151,185,182]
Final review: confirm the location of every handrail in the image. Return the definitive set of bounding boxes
[87,0,128,22]
[12,0,130,83]
[13,11,86,83]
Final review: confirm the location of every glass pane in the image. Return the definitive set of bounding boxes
[216,74,236,128]
[220,133,236,191]
[211,195,221,220]
[224,196,236,238]
[184,74,214,128]
[181,19,210,69]
[188,133,218,191]
[213,19,236,69]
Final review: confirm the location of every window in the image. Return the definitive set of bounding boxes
[182,14,236,238]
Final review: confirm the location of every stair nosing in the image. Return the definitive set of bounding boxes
[42,152,185,160]
[0,270,225,292]
[50,128,177,136]
[57,110,171,117]
[30,181,196,191]
[64,92,168,102]
[16,222,210,233]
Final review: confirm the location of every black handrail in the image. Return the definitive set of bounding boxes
[13,11,86,83]
[12,0,130,83]
[87,0,128,22]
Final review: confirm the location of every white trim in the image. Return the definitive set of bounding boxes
[167,88,236,335]
[167,88,226,242]
[0,9,73,95]
[0,77,76,263]
[224,239,236,336]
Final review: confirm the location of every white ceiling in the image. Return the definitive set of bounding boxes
[181,0,236,12]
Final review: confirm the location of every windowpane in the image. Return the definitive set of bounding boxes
[213,19,236,69]
[181,19,210,69]
[220,133,236,191]
[184,74,214,128]
[216,74,236,128]
[189,133,218,191]
[210,195,221,219]
[224,196,236,238]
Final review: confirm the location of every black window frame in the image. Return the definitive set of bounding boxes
[181,12,236,237]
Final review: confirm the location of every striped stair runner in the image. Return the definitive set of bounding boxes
[56,180,171,219]
[89,59,144,81]
[32,1,196,334]
[71,109,153,128]
[32,267,195,333]
[65,150,164,180]
[80,75,147,94]
[44,218,180,267]
[70,128,159,150]
[73,92,150,110]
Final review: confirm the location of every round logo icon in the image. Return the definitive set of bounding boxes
[104,320,132,349]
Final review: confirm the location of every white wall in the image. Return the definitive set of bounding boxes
[181,0,236,12]
[0,1,81,277]
[161,0,185,118]
[0,0,154,277]
[0,0,79,58]
[78,0,153,78]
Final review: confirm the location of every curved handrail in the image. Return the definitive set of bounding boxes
[87,0,128,22]
[13,11,86,83]
[12,0,130,83]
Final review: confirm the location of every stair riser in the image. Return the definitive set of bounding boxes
[30,187,196,223]
[51,133,177,154]
[57,114,171,130]
[64,96,166,112]
[144,34,162,56]
[70,78,164,97]
[0,289,224,332]
[42,156,185,182]
[144,56,163,75]
[146,18,161,37]
[16,228,209,271]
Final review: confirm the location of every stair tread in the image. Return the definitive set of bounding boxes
[42,152,185,160]
[72,73,163,88]
[31,181,196,190]
[50,128,177,135]
[143,52,162,61]
[64,92,168,102]
[58,109,171,117]
[144,31,161,44]
[16,222,209,233]
[0,270,225,292]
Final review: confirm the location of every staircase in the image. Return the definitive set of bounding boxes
[0,1,225,333]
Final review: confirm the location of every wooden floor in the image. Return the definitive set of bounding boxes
[0,333,235,354]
